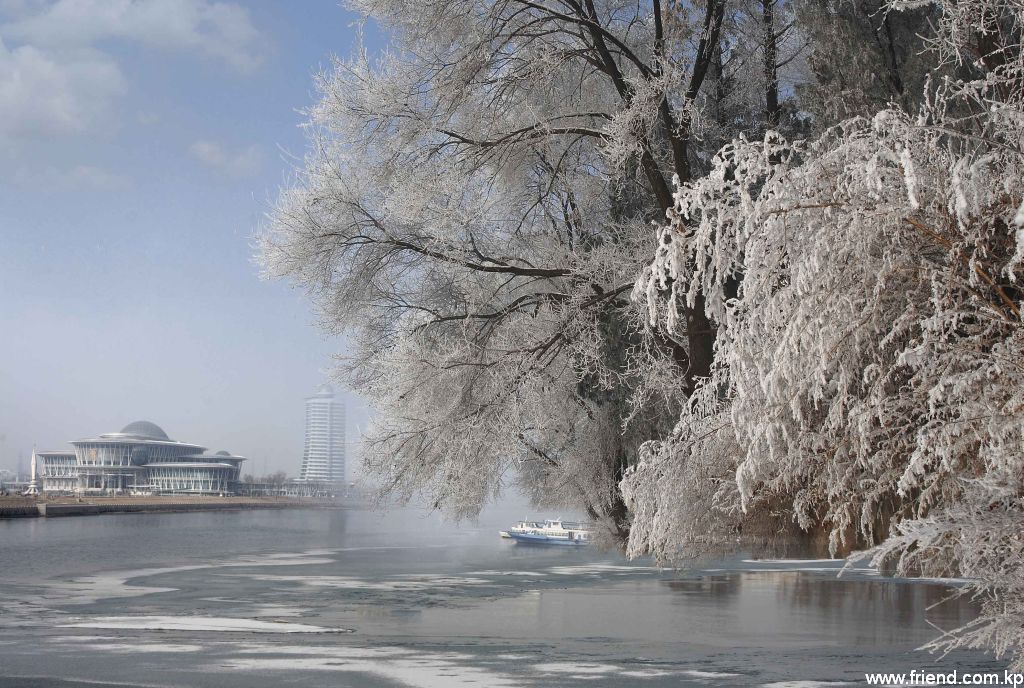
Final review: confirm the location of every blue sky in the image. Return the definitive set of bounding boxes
[0,0,382,477]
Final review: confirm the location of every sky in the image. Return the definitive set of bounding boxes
[0,0,383,478]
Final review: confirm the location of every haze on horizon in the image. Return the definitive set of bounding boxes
[0,0,377,477]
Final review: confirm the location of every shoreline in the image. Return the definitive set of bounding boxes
[0,496,348,519]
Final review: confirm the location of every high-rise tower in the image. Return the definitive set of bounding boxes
[299,385,345,482]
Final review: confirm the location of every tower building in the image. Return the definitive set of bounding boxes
[299,385,345,482]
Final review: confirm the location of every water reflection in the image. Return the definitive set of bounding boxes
[656,569,981,652]
[777,572,976,644]
[665,574,741,597]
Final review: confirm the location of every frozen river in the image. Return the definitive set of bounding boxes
[0,506,1003,687]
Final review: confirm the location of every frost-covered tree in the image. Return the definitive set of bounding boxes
[794,0,942,123]
[684,0,808,162]
[258,0,784,537]
[627,0,1024,665]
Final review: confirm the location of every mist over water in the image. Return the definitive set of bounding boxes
[0,507,1001,687]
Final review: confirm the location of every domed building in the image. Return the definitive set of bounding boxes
[32,421,246,496]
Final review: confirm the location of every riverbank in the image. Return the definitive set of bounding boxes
[0,495,343,519]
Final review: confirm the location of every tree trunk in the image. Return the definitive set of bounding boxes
[685,293,716,389]
[763,0,781,127]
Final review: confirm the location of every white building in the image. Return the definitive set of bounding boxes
[33,451,77,494]
[28,421,246,496]
[298,385,345,483]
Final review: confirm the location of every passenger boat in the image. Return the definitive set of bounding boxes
[501,518,590,546]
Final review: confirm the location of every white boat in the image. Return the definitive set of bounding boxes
[501,518,590,546]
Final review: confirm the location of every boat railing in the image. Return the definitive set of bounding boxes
[511,518,593,532]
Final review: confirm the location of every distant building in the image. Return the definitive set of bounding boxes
[298,385,345,483]
[28,420,246,496]
[0,468,28,496]
[33,451,76,494]
[237,479,337,499]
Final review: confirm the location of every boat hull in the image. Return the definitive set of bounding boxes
[507,531,587,546]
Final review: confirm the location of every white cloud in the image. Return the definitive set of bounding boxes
[12,163,129,189]
[0,0,266,157]
[2,0,265,72]
[64,164,128,189]
[0,37,125,141]
[0,0,48,16]
[189,139,263,178]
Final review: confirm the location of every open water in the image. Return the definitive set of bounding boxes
[0,506,1004,687]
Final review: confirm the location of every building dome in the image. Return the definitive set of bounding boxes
[215,450,231,456]
[119,421,170,441]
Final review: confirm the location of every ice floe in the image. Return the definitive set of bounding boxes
[230,573,490,591]
[31,549,338,606]
[248,604,311,618]
[533,661,696,679]
[546,563,661,576]
[38,565,210,605]
[214,644,522,688]
[761,682,858,688]
[743,559,840,565]
[533,662,620,675]
[220,549,335,567]
[59,615,352,633]
[680,669,742,679]
[66,641,206,653]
